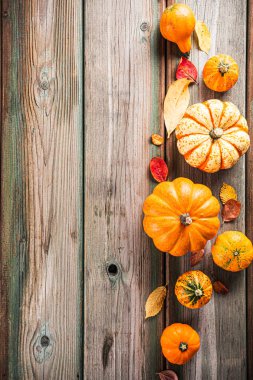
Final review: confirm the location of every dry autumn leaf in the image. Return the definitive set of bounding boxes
[158,370,179,380]
[151,133,164,146]
[222,199,241,222]
[176,57,198,83]
[220,183,238,204]
[190,249,205,267]
[195,21,211,54]
[213,280,229,295]
[145,285,167,319]
[164,78,191,138]
[150,157,169,183]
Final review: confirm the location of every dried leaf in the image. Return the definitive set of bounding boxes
[222,199,241,222]
[195,21,211,54]
[213,281,229,295]
[158,370,179,380]
[145,285,167,319]
[150,157,169,183]
[151,133,164,146]
[220,183,238,204]
[190,249,204,267]
[176,57,198,83]
[164,78,191,138]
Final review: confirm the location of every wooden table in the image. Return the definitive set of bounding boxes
[0,0,252,379]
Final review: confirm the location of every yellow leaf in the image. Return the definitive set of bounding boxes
[195,21,211,54]
[220,183,238,204]
[164,78,190,138]
[145,285,167,319]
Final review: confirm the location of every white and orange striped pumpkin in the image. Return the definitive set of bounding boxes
[176,100,250,173]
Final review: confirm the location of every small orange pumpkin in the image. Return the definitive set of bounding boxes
[175,270,213,309]
[161,323,200,365]
[143,177,220,256]
[176,100,250,173]
[212,231,253,272]
[160,4,196,53]
[203,54,239,92]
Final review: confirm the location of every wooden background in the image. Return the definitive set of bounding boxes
[0,0,252,379]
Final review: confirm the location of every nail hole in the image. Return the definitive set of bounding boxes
[107,263,118,276]
[41,335,50,347]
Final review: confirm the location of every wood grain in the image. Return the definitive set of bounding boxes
[84,0,165,378]
[166,1,247,379]
[246,0,253,378]
[0,0,83,378]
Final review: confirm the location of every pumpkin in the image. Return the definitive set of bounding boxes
[203,54,239,92]
[176,100,250,173]
[175,270,213,309]
[160,323,200,365]
[143,177,220,256]
[212,231,253,272]
[160,4,196,53]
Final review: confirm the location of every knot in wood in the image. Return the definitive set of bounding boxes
[140,22,150,32]
[40,80,49,91]
[105,260,121,286]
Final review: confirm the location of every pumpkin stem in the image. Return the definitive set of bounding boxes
[218,61,230,75]
[180,213,192,226]
[209,127,223,139]
[195,288,203,297]
[179,342,188,352]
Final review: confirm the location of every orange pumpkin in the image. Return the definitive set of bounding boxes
[176,100,250,173]
[212,231,253,272]
[175,270,213,309]
[143,177,220,256]
[203,54,239,92]
[160,4,196,53]
[161,323,200,365]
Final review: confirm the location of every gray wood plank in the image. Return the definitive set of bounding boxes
[0,0,83,378]
[84,0,166,378]
[166,1,247,379]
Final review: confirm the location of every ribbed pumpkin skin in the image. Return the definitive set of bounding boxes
[203,54,239,92]
[143,177,220,256]
[160,4,196,53]
[176,100,250,173]
[161,323,200,365]
[212,231,253,272]
[175,270,213,309]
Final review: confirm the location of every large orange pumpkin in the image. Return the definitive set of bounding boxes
[176,100,250,173]
[203,54,239,92]
[161,323,200,365]
[212,231,253,272]
[175,270,213,309]
[143,177,220,256]
[160,4,196,53]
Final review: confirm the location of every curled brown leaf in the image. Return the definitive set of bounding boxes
[190,249,204,267]
[213,281,229,295]
[222,199,241,222]
[158,370,178,380]
[151,134,164,146]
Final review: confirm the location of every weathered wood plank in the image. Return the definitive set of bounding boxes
[0,0,83,378]
[166,1,247,379]
[246,0,253,378]
[84,0,165,378]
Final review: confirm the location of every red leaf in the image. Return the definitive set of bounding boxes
[190,249,204,267]
[150,157,168,183]
[176,57,198,83]
[213,281,229,295]
[222,199,241,222]
[158,370,178,380]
